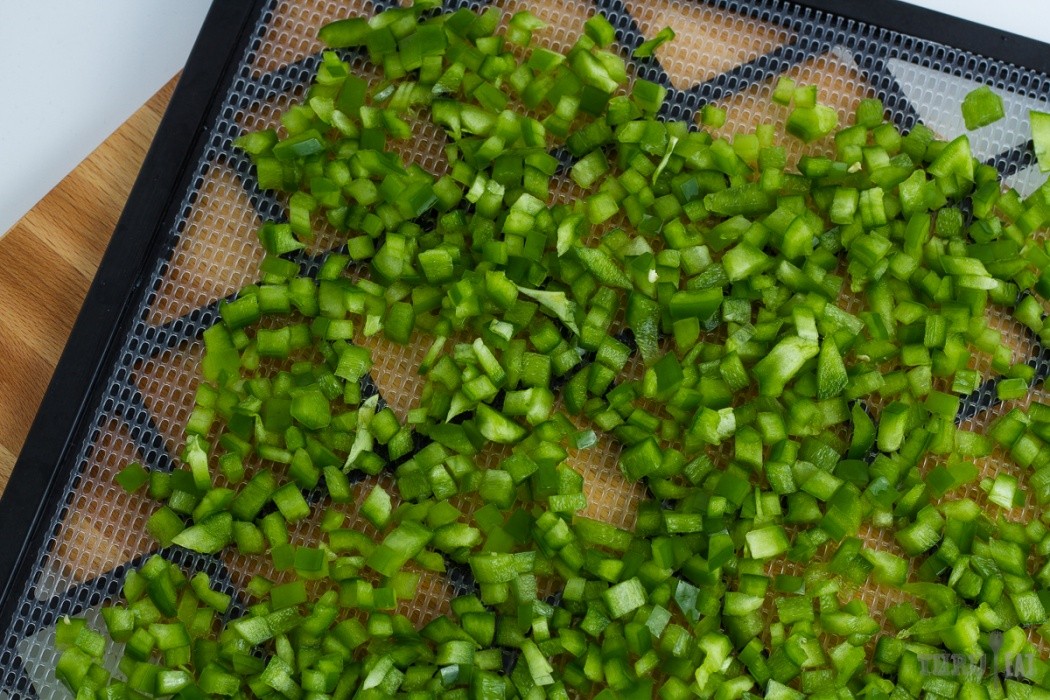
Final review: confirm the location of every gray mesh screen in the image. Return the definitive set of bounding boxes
[2,0,1050,695]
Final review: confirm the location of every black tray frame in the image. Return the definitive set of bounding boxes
[0,0,267,633]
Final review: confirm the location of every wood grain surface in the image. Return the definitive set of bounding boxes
[0,77,177,495]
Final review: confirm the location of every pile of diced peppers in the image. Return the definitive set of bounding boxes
[54,2,1050,698]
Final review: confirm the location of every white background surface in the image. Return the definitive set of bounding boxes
[0,1,211,237]
[0,1,1049,239]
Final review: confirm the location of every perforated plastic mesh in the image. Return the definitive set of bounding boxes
[3,0,1050,695]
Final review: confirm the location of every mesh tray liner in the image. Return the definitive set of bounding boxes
[4,0,1050,695]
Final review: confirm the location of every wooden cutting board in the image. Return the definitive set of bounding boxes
[0,77,178,494]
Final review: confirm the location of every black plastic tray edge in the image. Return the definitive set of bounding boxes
[0,0,267,636]
[789,0,1050,78]
[2,0,1049,638]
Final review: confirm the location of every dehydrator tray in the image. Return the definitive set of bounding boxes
[3,0,1050,696]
